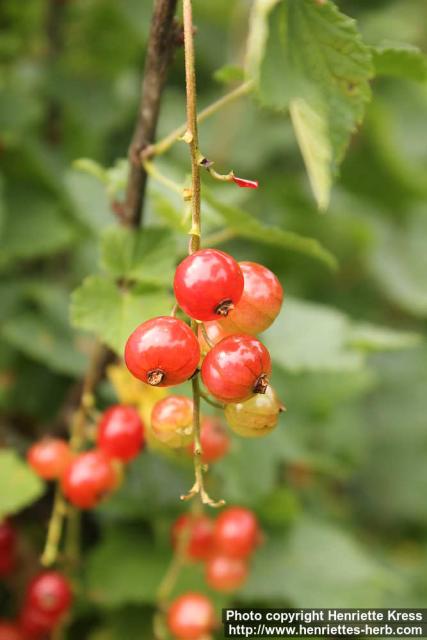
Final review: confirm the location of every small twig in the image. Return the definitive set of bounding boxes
[202,228,237,247]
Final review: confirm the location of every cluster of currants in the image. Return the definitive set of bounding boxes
[125,250,285,439]
[168,506,260,639]
[27,404,145,509]
[0,520,72,640]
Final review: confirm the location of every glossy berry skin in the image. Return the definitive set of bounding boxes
[125,317,200,387]
[97,405,144,462]
[151,396,193,448]
[173,249,244,321]
[205,555,248,592]
[214,507,259,558]
[0,622,24,640]
[219,261,283,335]
[188,416,230,463]
[61,450,116,509]
[25,572,72,618]
[201,335,272,403]
[171,514,214,560]
[27,438,73,480]
[225,385,283,438]
[167,592,215,640]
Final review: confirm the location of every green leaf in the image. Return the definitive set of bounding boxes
[100,226,176,285]
[214,64,245,85]
[0,450,44,519]
[241,516,390,606]
[152,193,187,232]
[348,322,421,352]
[86,529,168,607]
[258,0,373,209]
[1,312,86,377]
[64,170,115,232]
[70,276,172,355]
[372,43,427,82]
[204,192,337,270]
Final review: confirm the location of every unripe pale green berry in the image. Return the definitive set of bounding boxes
[224,386,283,438]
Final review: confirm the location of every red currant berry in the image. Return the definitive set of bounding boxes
[125,317,200,387]
[201,335,272,403]
[171,514,214,561]
[214,507,259,558]
[97,405,144,462]
[219,261,283,335]
[25,572,72,618]
[61,450,116,509]
[225,385,284,438]
[151,396,193,448]
[19,605,57,637]
[0,520,16,553]
[197,321,230,356]
[0,621,23,640]
[232,175,259,189]
[188,416,230,463]
[167,592,215,640]
[27,438,73,480]
[205,554,248,592]
[173,249,244,321]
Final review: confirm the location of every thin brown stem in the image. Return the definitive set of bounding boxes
[124,0,179,227]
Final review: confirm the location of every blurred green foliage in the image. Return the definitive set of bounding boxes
[1,0,427,637]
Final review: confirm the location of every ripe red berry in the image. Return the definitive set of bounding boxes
[61,450,117,509]
[219,261,283,335]
[205,554,248,592]
[188,416,230,463]
[25,572,72,618]
[27,438,73,480]
[97,405,144,462]
[167,592,215,640]
[171,514,214,560]
[19,605,57,637]
[173,249,244,321]
[201,335,272,403]
[125,317,200,387]
[214,507,260,558]
[225,385,284,438]
[0,622,23,640]
[151,396,194,448]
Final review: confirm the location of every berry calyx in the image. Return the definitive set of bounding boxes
[188,416,230,463]
[0,622,23,640]
[125,317,200,387]
[27,438,73,480]
[24,571,72,618]
[219,261,283,335]
[173,249,244,321]
[97,405,144,462]
[61,450,117,509]
[232,175,259,189]
[225,385,284,438]
[205,555,248,592]
[171,514,214,560]
[151,396,193,448]
[213,507,260,558]
[167,592,215,640]
[201,335,272,403]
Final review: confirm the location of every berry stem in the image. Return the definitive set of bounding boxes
[199,390,225,410]
[148,80,254,157]
[181,0,224,509]
[41,484,67,567]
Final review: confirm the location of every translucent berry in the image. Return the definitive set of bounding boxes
[205,555,248,592]
[151,396,194,448]
[201,335,272,403]
[27,438,73,480]
[61,450,117,509]
[225,386,283,438]
[197,321,230,356]
[214,507,260,558]
[188,416,230,463]
[25,571,72,618]
[125,317,200,387]
[173,249,244,321]
[97,405,144,462]
[167,592,215,640]
[171,514,214,560]
[219,261,283,335]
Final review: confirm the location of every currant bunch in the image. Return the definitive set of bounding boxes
[19,571,72,638]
